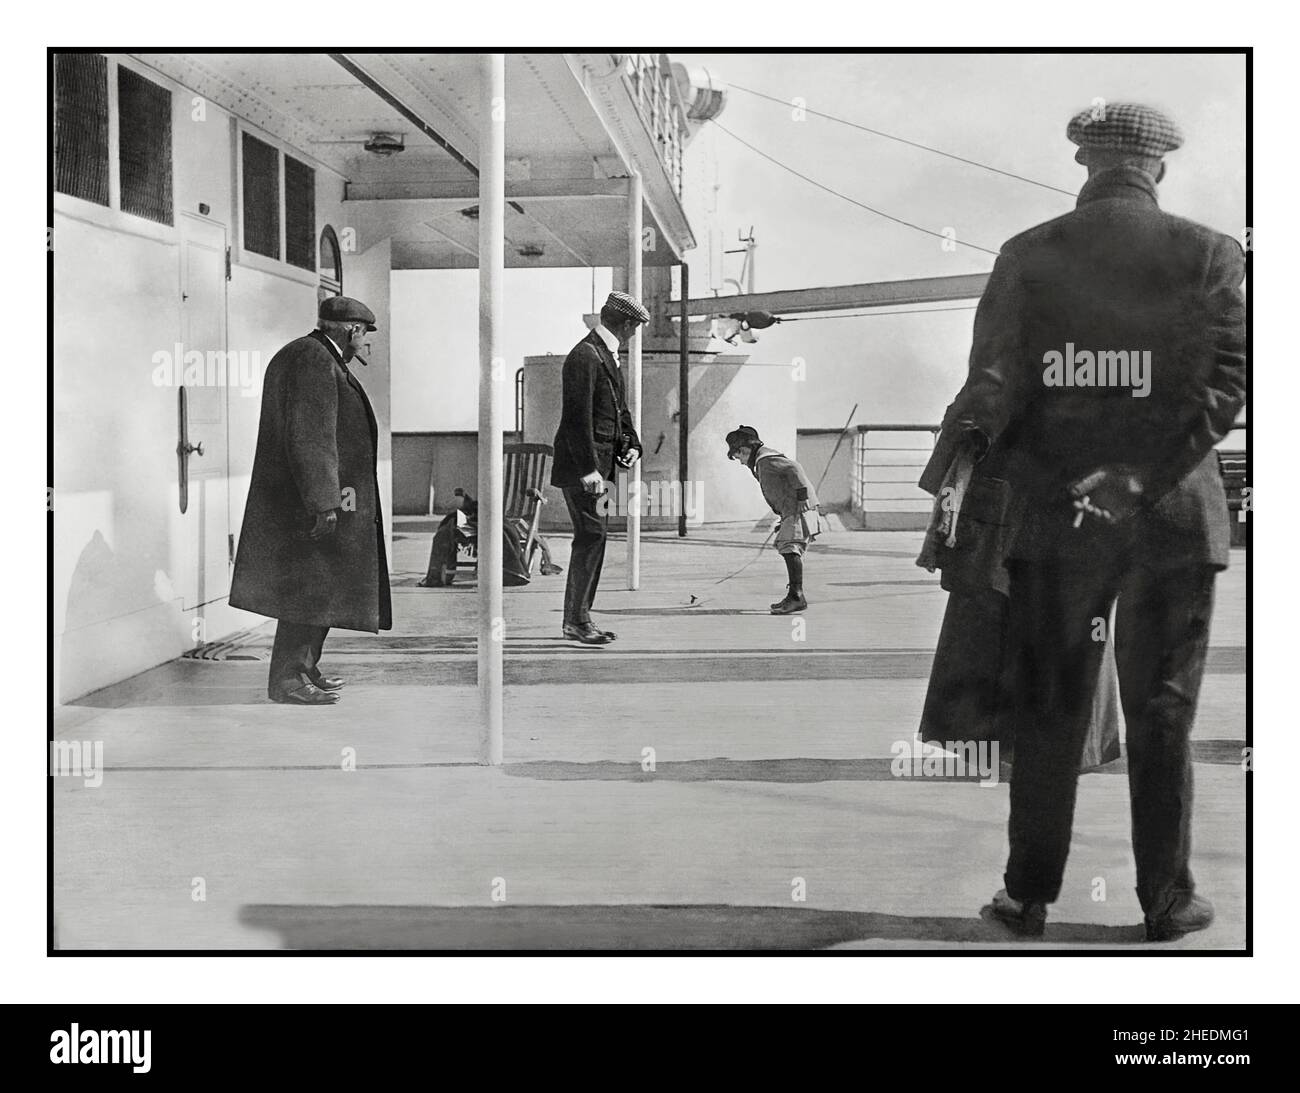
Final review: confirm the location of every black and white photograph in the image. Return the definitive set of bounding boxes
[48,46,1250,949]
[17,8,1292,1023]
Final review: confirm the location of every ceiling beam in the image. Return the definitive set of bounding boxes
[345,178,631,202]
[329,53,479,178]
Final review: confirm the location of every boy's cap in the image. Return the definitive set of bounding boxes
[726,425,762,456]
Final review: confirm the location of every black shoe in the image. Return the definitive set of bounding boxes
[1145,892,1214,942]
[270,678,340,705]
[769,586,808,614]
[310,671,345,692]
[563,621,613,645]
[985,888,1047,938]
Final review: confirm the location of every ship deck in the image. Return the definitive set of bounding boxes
[52,522,1248,950]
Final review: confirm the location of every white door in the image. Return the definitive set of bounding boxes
[178,214,231,611]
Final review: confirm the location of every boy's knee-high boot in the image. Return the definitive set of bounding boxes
[771,554,808,614]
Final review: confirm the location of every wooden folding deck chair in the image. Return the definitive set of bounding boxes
[426,442,562,585]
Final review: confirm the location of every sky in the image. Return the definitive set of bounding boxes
[679,51,1247,428]
[392,52,1246,433]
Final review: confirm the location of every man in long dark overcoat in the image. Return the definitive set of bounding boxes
[950,104,1247,941]
[229,296,392,704]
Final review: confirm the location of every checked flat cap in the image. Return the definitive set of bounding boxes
[603,291,651,324]
[1067,102,1184,158]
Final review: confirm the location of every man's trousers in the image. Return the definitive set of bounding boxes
[268,619,330,699]
[1003,556,1216,915]
[561,486,608,627]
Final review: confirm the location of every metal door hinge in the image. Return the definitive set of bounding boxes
[228,533,235,563]
[225,246,232,281]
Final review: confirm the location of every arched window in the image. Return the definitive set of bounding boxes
[318,225,342,302]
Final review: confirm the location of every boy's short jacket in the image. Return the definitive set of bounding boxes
[749,446,819,516]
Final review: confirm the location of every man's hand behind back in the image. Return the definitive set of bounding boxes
[1069,466,1144,526]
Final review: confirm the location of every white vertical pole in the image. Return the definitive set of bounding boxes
[626,170,643,589]
[477,54,505,766]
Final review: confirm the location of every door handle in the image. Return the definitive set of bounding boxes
[177,387,204,513]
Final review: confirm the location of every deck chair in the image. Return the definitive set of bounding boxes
[419,442,562,587]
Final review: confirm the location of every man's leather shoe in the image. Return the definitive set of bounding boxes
[310,671,345,692]
[986,888,1047,938]
[563,621,613,645]
[1145,892,1214,942]
[270,679,340,705]
[770,587,808,615]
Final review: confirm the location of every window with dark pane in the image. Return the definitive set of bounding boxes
[284,155,316,271]
[319,225,342,295]
[242,133,280,259]
[117,66,173,225]
[54,53,110,207]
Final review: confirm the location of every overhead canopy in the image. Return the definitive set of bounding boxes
[143,51,696,268]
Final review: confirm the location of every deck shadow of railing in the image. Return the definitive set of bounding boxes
[502,743,1244,785]
[238,902,1150,950]
[504,757,1010,783]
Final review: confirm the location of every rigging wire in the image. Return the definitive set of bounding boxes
[711,121,1002,258]
[728,82,1077,198]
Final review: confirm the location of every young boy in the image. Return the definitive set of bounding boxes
[725,425,820,614]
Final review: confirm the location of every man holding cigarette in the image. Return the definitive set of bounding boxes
[230,296,392,704]
[950,104,1247,940]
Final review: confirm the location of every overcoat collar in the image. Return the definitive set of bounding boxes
[308,330,378,451]
[309,328,348,369]
[310,329,364,389]
[1076,165,1160,209]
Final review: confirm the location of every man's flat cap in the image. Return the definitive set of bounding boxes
[1067,102,1184,157]
[603,291,651,324]
[319,295,377,331]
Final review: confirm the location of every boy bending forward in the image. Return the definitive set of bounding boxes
[726,425,821,614]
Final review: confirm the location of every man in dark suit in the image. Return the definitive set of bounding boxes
[948,104,1247,940]
[550,291,648,644]
[229,296,393,704]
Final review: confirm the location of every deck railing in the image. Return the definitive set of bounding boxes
[850,425,941,527]
[848,422,1249,530]
[620,53,687,198]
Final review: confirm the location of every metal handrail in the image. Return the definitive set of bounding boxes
[851,425,937,513]
[620,53,688,198]
[848,420,1249,514]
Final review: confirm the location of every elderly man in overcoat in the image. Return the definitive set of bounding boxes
[229,296,392,704]
[950,104,1247,941]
